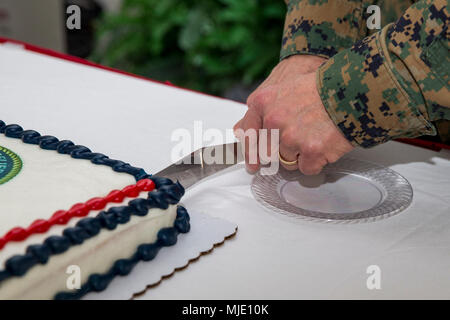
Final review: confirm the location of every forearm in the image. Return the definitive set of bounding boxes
[317,0,449,148]
[281,0,366,60]
[280,0,415,60]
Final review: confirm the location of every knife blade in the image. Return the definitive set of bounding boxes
[155,142,244,189]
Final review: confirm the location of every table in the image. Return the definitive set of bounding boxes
[1,40,449,299]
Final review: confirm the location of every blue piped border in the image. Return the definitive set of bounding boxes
[0,178,189,299]
[55,205,190,300]
[0,120,149,181]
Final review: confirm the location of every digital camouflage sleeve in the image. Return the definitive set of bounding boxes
[282,0,450,147]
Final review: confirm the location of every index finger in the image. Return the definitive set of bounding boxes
[234,109,262,173]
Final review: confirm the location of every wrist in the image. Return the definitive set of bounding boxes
[281,54,328,73]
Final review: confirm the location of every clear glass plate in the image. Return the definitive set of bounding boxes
[251,157,413,223]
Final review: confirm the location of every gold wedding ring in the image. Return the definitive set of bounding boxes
[278,151,298,166]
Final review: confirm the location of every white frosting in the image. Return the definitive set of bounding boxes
[0,135,178,299]
[0,190,177,299]
[0,135,136,235]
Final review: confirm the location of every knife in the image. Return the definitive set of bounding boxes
[155,142,244,189]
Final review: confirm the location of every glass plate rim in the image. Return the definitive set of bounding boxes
[251,157,413,224]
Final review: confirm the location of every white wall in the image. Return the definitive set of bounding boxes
[0,0,66,52]
[96,0,122,12]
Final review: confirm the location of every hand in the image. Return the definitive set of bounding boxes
[233,55,354,175]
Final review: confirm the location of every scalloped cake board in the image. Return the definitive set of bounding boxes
[82,211,237,300]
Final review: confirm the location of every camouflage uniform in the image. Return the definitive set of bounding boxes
[281,0,449,147]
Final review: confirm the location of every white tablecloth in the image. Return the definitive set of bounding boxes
[1,43,449,299]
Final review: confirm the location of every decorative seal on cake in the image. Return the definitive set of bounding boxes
[0,146,22,185]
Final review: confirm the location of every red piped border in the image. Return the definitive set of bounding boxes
[0,178,155,250]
